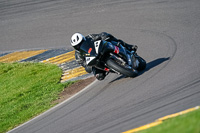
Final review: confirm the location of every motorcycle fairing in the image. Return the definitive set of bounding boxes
[94,40,101,54]
[86,57,96,65]
[79,39,104,66]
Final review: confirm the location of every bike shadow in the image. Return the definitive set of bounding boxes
[110,57,170,83]
[139,57,170,75]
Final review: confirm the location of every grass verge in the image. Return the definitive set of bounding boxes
[0,62,75,133]
[140,108,200,133]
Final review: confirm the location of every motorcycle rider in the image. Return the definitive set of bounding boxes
[70,32,138,80]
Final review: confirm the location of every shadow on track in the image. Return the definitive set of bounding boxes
[110,57,170,83]
[139,57,170,75]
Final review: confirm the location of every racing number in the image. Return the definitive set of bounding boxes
[94,40,101,54]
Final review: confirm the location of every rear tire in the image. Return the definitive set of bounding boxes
[106,58,138,77]
[136,56,146,71]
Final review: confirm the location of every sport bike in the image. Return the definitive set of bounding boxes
[78,39,146,77]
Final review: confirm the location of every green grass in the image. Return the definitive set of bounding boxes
[0,62,75,133]
[140,109,200,133]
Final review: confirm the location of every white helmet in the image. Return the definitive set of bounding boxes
[70,33,86,47]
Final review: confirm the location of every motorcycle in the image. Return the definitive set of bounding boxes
[78,39,146,77]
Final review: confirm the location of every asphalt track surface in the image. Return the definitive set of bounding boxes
[1,0,200,133]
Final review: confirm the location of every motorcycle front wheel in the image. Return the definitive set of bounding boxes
[106,58,138,77]
[135,56,146,71]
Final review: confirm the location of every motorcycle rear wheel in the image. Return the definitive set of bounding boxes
[106,58,138,77]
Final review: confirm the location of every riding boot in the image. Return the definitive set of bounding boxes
[125,43,138,52]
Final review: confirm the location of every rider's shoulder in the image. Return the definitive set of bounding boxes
[87,32,110,37]
[86,32,112,41]
[87,33,98,38]
[100,32,109,36]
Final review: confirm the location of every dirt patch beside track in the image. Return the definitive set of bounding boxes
[53,76,96,104]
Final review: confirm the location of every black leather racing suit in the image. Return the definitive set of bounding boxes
[75,32,137,80]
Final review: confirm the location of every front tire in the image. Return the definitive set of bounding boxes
[106,58,138,77]
[136,56,146,71]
